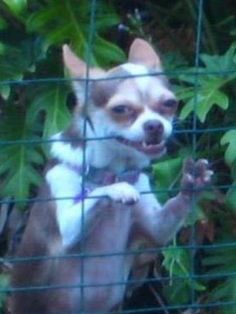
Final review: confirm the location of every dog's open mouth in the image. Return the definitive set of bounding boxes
[116,136,166,155]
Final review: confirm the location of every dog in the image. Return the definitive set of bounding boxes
[11,38,212,314]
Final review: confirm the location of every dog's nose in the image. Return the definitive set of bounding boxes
[143,120,164,135]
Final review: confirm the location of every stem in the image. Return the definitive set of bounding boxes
[184,0,218,54]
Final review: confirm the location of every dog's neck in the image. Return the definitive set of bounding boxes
[50,118,151,174]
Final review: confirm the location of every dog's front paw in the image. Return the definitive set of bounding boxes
[181,158,213,198]
[105,182,140,205]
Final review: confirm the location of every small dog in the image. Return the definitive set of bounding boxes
[11,38,212,314]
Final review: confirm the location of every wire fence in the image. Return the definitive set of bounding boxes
[0,0,236,313]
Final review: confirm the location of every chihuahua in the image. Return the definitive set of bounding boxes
[11,38,212,314]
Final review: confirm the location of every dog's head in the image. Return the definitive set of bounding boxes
[63,39,177,161]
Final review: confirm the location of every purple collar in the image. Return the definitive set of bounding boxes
[65,163,140,185]
[64,162,140,203]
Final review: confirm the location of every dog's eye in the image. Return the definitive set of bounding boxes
[111,105,131,114]
[163,99,178,108]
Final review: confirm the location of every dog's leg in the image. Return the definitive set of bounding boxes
[59,182,140,247]
[135,159,213,245]
[46,164,140,247]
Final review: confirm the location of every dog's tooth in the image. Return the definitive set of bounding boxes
[201,159,209,165]
[207,170,214,176]
[203,170,214,182]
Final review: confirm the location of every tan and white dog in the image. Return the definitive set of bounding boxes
[11,39,212,314]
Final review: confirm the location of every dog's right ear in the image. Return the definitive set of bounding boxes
[63,45,106,108]
[63,45,87,77]
[63,45,105,78]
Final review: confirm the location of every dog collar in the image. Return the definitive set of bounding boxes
[65,163,140,185]
[64,163,140,204]
[86,166,140,186]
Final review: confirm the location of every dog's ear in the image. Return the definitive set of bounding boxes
[63,45,87,77]
[128,38,162,68]
[63,45,104,78]
[63,45,106,107]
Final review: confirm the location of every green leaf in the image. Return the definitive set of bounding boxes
[3,0,27,15]
[26,0,124,66]
[185,203,206,226]
[201,43,236,71]
[179,44,236,122]
[0,84,10,99]
[162,245,205,305]
[152,157,183,203]
[0,43,35,99]
[27,84,71,138]
[162,246,191,277]
[226,181,236,212]
[0,17,8,30]
[0,106,44,206]
[94,37,125,65]
[180,88,229,122]
[212,281,236,314]
[163,280,190,305]
[197,88,228,122]
[0,274,9,307]
[203,246,236,314]
[221,130,236,166]
[2,155,42,201]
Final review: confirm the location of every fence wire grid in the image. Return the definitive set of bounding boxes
[0,0,236,313]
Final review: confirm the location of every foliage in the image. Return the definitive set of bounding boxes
[203,244,236,314]
[152,156,183,203]
[0,274,9,309]
[26,0,125,65]
[0,0,124,204]
[178,44,236,122]
[162,245,205,305]
[179,46,236,122]
[0,0,236,313]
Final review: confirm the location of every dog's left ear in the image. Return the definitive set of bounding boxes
[128,38,162,69]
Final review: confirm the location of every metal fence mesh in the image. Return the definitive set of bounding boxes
[0,0,236,313]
